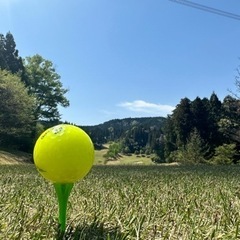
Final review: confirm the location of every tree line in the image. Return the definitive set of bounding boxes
[84,94,240,164]
[162,93,240,164]
[0,32,69,151]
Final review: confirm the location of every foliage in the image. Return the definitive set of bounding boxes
[211,143,237,165]
[219,96,240,143]
[151,154,165,163]
[84,92,240,165]
[83,92,240,165]
[83,117,166,155]
[2,164,240,239]
[33,122,45,141]
[24,54,69,121]
[172,98,193,146]
[163,116,177,161]
[0,32,71,151]
[173,129,207,164]
[233,63,240,99]
[164,93,227,162]
[103,142,122,160]
[0,70,35,150]
[0,32,24,75]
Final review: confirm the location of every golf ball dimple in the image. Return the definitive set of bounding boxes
[33,124,94,183]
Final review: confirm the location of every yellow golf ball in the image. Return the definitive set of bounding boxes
[33,124,94,183]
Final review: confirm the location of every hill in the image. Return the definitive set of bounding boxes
[80,117,166,160]
[81,116,166,146]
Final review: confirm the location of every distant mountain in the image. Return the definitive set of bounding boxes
[80,117,166,149]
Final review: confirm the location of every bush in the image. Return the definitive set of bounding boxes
[151,154,165,163]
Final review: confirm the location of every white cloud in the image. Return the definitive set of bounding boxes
[118,100,175,116]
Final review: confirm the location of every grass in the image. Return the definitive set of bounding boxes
[1,164,240,239]
[94,146,153,165]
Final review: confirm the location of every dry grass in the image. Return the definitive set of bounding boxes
[0,150,32,164]
[1,164,240,239]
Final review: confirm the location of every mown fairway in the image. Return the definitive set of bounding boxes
[1,164,240,239]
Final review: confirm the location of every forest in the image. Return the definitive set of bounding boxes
[0,32,240,164]
[83,93,240,165]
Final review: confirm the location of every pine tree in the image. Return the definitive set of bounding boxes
[191,97,210,141]
[174,128,207,164]
[219,95,240,143]
[172,98,193,147]
[208,92,224,149]
[0,32,24,74]
[0,34,7,70]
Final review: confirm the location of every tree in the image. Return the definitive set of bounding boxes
[103,142,122,160]
[0,34,7,70]
[0,32,24,75]
[24,54,69,121]
[172,98,193,146]
[164,94,226,162]
[233,63,240,99]
[170,129,207,164]
[208,93,224,150]
[0,70,35,150]
[191,97,210,141]
[219,95,240,143]
[151,134,165,163]
[209,92,222,119]
[211,143,237,165]
[163,116,177,161]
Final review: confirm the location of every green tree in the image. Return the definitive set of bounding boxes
[24,54,69,121]
[0,32,24,75]
[151,134,165,163]
[171,129,207,164]
[103,142,122,160]
[0,70,35,150]
[211,143,237,165]
[191,97,210,141]
[233,63,240,99]
[0,34,7,70]
[219,96,240,143]
[172,98,193,146]
[209,92,222,119]
[206,93,225,152]
[163,116,177,162]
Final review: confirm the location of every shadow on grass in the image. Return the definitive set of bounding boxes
[56,220,128,240]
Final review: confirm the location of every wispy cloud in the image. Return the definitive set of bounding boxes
[118,100,175,116]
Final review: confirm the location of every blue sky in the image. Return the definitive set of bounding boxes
[1,0,240,125]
